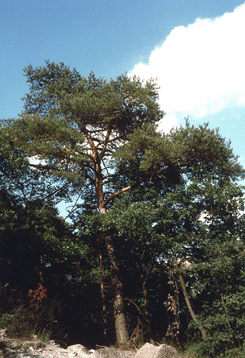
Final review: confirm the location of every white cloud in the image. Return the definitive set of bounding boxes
[129,3,245,132]
[157,113,179,133]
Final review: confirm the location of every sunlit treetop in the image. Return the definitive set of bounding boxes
[1,61,244,213]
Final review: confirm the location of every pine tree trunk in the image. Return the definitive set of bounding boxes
[98,181,129,345]
[114,292,129,346]
[104,234,129,346]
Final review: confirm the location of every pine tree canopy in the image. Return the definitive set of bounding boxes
[1,60,244,214]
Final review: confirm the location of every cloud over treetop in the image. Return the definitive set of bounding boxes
[129,2,245,131]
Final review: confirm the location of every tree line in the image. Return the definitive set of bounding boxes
[0,61,244,357]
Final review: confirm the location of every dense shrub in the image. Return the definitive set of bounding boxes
[195,289,245,357]
[0,313,14,329]
[5,287,64,341]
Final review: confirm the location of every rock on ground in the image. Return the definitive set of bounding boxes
[67,344,94,358]
[135,342,180,358]
[91,347,135,358]
[0,330,181,358]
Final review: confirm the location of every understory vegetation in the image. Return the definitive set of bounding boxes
[0,61,244,357]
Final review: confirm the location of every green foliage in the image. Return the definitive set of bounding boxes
[191,240,245,357]
[1,61,245,349]
[0,313,14,329]
[178,342,210,358]
[113,120,245,184]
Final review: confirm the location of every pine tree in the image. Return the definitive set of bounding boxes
[1,61,163,345]
[1,61,244,345]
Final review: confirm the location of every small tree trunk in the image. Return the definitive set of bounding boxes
[174,258,207,339]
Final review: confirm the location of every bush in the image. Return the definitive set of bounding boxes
[195,288,245,357]
[6,304,36,339]
[0,313,14,329]
[5,287,64,341]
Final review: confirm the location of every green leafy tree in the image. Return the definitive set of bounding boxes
[0,60,164,345]
[0,147,97,342]
[183,182,245,357]
[78,123,245,347]
[100,121,245,338]
[1,61,245,346]
[0,146,83,304]
[78,191,167,344]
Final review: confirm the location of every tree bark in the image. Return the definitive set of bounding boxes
[89,126,129,345]
[99,205,129,346]
[104,234,129,346]
[174,258,207,339]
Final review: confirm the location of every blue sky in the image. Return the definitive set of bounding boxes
[1,0,245,205]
